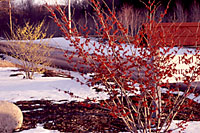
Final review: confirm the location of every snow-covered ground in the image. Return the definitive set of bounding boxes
[0,67,199,133]
[0,67,108,102]
[0,37,200,132]
[1,37,197,56]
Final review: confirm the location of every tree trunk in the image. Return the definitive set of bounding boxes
[68,0,71,34]
[9,0,12,36]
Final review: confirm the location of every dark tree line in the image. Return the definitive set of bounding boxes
[0,0,199,38]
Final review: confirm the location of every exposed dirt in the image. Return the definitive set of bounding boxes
[14,96,200,132]
[15,100,127,132]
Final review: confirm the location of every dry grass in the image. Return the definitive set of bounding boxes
[0,59,16,67]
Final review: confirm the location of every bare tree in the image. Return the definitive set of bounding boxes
[190,0,200,22]
[118,4,147,36]
[0,0,13,35]
[170,0,188,22]
[8,0,12,34]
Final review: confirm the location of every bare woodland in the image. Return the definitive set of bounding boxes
[0,0,199,37]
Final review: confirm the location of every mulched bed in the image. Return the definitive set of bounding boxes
[14,96,200,132]
[15,100,127,132]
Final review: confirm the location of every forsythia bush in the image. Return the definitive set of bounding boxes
[8,20,53,79]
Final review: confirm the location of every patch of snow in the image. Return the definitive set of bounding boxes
[170,120,200,133]
[161,88,200,103]
[1,37,197,56]
[19,124,59,133]
[45,37,198,57]
[0,67,108,102]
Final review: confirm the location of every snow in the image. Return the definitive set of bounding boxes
[0,37,200,132]
[43,37,198,57]
[161,88,200,103]
[1,37,196,56]
[19,124,59,133]
[0,67,108,102]
[170,120,200,133]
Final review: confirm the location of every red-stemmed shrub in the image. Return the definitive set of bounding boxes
[47,0,200,132]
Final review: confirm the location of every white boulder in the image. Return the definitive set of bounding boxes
[0,101,23,133]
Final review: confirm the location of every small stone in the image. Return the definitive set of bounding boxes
[0,101,23,133]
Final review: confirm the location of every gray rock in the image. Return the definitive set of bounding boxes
[0,101,23,133]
